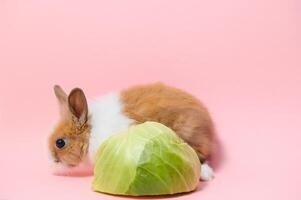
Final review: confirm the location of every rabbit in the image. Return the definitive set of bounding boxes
[48,83,215,181]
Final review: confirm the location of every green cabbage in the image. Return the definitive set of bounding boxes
[92,121,200,196]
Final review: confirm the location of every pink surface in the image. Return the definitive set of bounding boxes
[0,0,300,199]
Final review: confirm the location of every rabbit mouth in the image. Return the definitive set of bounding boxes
[48,151,78,168]
[49,156,93,177]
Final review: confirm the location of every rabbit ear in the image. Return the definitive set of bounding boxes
[68,88,88,127]
[54,85,68,117]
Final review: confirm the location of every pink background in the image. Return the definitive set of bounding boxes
[0,0,300,199]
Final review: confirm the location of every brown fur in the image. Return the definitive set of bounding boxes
[49,83,214,167]
[120,83,214,162]
[48,120,90,166]
[49,86,91,167]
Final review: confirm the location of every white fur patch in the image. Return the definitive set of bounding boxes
[88,93,134,163]
[200,162,215,181]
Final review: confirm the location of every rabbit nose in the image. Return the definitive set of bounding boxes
[52,153,60,163]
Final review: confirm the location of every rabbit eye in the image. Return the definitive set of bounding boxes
[56,138,66,149]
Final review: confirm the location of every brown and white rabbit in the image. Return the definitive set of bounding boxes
[48,83,215,180]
